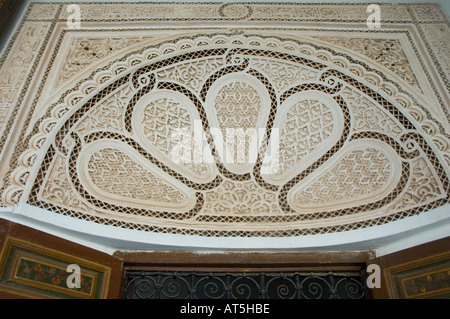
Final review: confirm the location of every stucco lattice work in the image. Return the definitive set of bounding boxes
[0,2,449,237]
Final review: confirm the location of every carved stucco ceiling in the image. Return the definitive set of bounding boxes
[0,2,449,239]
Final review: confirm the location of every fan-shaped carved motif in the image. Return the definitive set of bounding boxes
[8,34,448,237]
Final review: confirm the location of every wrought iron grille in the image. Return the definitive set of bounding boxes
[123,272,366,299]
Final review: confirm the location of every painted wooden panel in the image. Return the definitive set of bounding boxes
[0,236,111,299]
[384,252,450,299]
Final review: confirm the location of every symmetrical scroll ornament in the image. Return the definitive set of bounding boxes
[57,37,153,88]
[4,33,449,237]
[315,37,421,90]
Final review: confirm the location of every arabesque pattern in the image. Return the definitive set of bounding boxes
[0,2,448,238]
